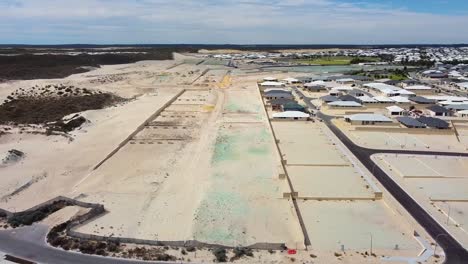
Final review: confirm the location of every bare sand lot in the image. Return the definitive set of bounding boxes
[406,178,468,201]
[272,122,350,166]
[189,76,303,248]
[222,89,263,123]
[193,123,302,247]
[434,202,468,234]
[287,166,376,200]
[299,200,420,253]
[374,154,468,248]
[381,155,468,178]
[341,127,468,153]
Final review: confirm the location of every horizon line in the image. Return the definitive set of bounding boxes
[1,43,468,47]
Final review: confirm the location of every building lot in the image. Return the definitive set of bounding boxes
[273,122,349,166]
[373,154,468,248]
[268,118,423,256]
[343,127,468,152]
[222,89,263,123]
[381,155,468,178]
[299,200,420,254]
[287,166,375,199]
[194,123,302,247]
[434,202,468,235]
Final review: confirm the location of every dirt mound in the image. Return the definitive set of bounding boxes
[0,90,124,125]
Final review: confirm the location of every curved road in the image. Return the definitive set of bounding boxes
[0,224,175,264]
[295,87,468,264]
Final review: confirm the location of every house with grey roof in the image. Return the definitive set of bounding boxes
[264,90,293,100]
[426,105,451,117]
[409,96,436,104]
[416,116,450,129]
[320,95,339,103]
[400,79,421,87]
[348,89,366,97]
[445,104,468,111]
[344,114,393,125]
[303,85,327,92]
[338,94,361,103]
[396,117,426,128]
[383,80,400,86]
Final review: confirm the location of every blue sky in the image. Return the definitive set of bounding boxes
[344,0,468,14]
[1,0,468,44]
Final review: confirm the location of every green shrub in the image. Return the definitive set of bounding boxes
[213,248,227,262]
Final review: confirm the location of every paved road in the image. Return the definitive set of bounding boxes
[0,225,178,264]
[295,87,468,264]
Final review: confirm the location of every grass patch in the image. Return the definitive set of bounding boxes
[389,74,408,81]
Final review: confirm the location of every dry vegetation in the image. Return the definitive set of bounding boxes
[0,48,185,80]
[0,84,125,132]
[47,220,256,263]
[7,200,73,228]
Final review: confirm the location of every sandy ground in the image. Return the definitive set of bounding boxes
[272,122,350,166]
[381,155,468,178]
[299,200,420,253]
[287,166,375,199]
[0,90,180,209]
[373,154,468,249]
[41,206,91,227]
[337,123,468,153]
[0,56,444,263]
[73,89,215,241]
[69,69,304,249]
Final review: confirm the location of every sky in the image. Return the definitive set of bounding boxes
[1,0,468,44]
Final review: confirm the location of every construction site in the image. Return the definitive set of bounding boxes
[0,53,451,263]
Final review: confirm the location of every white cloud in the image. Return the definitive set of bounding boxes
[0,0,467,44]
